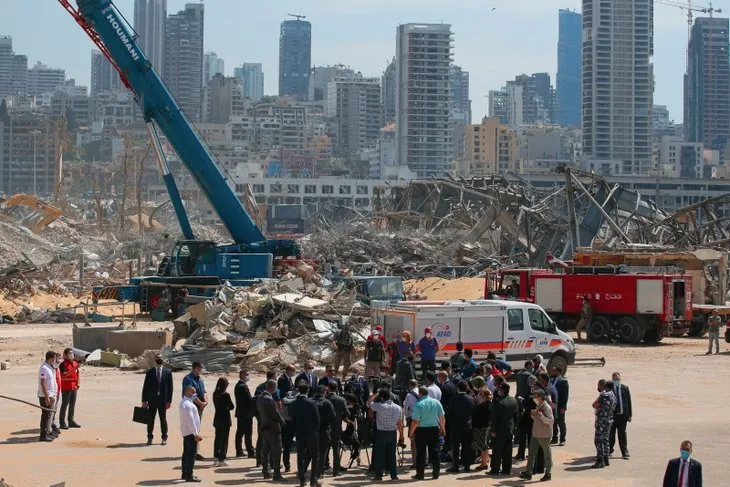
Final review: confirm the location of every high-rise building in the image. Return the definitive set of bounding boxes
[10,54,28,96]
[27,62,66,96]
[556,9,582,127]
[279,18,312,99]
[203,74,244,124]
[203,52,225,87]
[326,75,381,155]
[308,65,354,102]
[234,63,264,102]
[685,17,730,154]
[90,50,122,96]
[381,59,396,123]
[134,0,167,75]
[465,117,518,175]
[0,36,12,99]
[489,74,552,128]
[582,0,654,175]
[165,3,204,122]
[450,65,471,126]
[395,23,453,177]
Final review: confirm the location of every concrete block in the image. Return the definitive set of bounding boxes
[100,351,123,367]
[73,324,120,353]
[105,330,173,357]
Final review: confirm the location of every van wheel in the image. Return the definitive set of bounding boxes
[547,355,568,376]
[587,316,610,342]
[617,316,642,344]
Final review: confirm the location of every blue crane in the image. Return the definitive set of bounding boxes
[59,0,301,311]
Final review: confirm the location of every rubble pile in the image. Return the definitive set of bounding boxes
[170,266,370,373]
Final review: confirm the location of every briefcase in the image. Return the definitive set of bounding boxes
[133,406,153,424]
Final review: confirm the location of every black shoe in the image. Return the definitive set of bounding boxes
[591,458,605,469]
[610,449,614,455]
[146,438,153,446]
[446,467,460,473]
[411,474,425,480]
[161,439,167,446]
[559,441,565,446]
[622,452,630,459]
[338,467,348,473]
[519,472,532,480]
[69,421,81,428]
[284,466,291,472]
[373,475,383,481]
[263,472,272,479]
[195,453,205,461]
[604,455,610,466]
[487,470,500,475]
[332,471,341,477]
[550,439,558,445]
[310,481,323,487]
[391,476,399,480]
[433,473,440,479]
[236,451,244,458]
[247,450,256,458]
[299,481,306,487]
[272,474,284,482]
[540,473,552,482]
[464,467,471,473]
[39,436,53,442]
[184,477,202,483]
[60,423,69,430]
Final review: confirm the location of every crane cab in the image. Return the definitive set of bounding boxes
[159,240,273,280]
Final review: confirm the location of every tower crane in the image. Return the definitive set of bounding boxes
[287,13,307,21]
[656,1,723,59]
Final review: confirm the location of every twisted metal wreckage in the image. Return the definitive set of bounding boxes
[371,166,730,267]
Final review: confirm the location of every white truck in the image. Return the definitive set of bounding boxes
[372,299,577,373]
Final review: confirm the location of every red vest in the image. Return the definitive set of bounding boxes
[60,360,79,391]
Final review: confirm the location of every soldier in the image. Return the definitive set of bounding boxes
[591,379,616,469]
[576,296,593,341]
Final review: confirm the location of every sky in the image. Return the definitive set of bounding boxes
[2,0,694,122]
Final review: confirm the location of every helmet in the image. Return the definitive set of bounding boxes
[424,327,432,333]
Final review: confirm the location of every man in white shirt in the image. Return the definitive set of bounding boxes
[425,372,442,401]
[38,351,58,442]
[180,385,203,483]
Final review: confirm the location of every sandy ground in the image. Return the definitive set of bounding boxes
[0,322,728,487]
[404,277,485,301]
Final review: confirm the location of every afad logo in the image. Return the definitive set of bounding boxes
[431,323,452,339]
[536,337,550,348]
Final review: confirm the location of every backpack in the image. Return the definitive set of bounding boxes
[335,330,354,352]
[366,339,384,362]
[281,391,298,422]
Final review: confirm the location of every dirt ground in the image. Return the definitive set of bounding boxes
[0,323,727,487]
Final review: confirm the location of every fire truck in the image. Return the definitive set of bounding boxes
[485,266,692,344]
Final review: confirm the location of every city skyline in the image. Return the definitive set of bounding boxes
[2,0,690,121]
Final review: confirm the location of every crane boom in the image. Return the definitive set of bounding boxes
[71,0,265,245]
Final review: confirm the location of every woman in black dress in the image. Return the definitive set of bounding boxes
[472,387,493,470]
[212,377,234,467]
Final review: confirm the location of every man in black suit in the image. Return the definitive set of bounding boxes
[295,362,319,398]
[550,365,569,446]
[438,370,457,455]
[141,353,173,446]
[318,366,342,395]
[278,365,296,397]
[258,379,285,481]
[446,381,476,473]
[609,371,632,459]
[291,380,322,487]
[234,370,256,458]
[663,440,702,487]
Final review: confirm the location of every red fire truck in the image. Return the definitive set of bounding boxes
[485,267,692,344]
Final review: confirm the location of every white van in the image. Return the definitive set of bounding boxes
[372,299,576,373]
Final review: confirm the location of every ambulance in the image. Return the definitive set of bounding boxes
[372,299,577,373]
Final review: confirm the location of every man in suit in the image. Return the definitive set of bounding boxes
[295,362,319,398]
[489,382,519,476]
[609,371,632,459]
[278,364,296,397]
[438,370,458,455]
[291,380,322,487]
[258,379,285,481]
[318,366,342,395]
[234,370,256,458]
[325,383,350,477]
[550,364,569,446]
[446,381,476,473]
[141,353,173,446]
[663,440,702,487]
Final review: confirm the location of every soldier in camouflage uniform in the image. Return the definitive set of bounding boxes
[591,379,616,469]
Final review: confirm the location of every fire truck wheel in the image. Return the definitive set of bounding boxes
[587,316,610,342]
[617,316,642,344]
[643,326,663,344]
[688,319,708,338]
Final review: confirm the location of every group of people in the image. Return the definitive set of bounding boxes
[36,348,81,442]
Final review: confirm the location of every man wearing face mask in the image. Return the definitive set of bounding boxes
[59,348,81,430]
[488,383,519,476]
[663,440,702,487]
[519,389,554,481]
[141,353,174,445]
[37,351,58,442]
[295,362,319,397]
[417,328,440,380]
[234,370,256,458]
[180,385,203,483]
[364,328,386,379]
[609,371,632,460]
[50,352,63,437]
